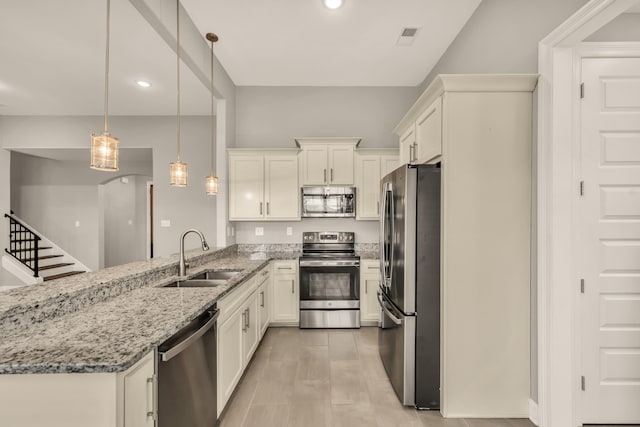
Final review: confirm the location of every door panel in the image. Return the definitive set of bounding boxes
[580,57,640,423]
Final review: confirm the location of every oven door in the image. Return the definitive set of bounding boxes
[299,260,360,309]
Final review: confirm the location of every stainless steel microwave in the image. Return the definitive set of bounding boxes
[301,187,356,218]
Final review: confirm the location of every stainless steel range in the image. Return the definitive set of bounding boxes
[299,231,360,328]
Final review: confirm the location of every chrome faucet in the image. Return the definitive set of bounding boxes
[178,229,210,278]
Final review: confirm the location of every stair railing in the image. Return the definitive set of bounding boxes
[4,213,41,277]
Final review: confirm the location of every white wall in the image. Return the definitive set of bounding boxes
[1,116,217,259]
[103,175,151,268]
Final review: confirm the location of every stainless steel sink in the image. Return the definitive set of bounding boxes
[192,270,242,281]
[164,279,227,288]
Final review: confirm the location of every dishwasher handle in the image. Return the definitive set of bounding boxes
[159,309,219,362]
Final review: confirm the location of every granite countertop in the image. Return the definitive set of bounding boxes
[0,252,276,375]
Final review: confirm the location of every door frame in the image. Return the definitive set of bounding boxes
[537,1,640,426]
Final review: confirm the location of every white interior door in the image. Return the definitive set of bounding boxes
[580,57,640,424]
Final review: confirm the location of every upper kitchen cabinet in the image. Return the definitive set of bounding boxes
[295,138,360,185]
[355,149,399,220]
[228,150,300,221]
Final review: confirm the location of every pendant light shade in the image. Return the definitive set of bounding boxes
[205,32,219,195]
[205,175,218,195]
[170,160,188,187]
[170,0,188,187]
[90,0,119,172]
[90,131,119,171]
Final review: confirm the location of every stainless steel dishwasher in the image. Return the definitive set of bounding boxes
[157,304,219,427]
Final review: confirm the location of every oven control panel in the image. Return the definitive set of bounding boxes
[302,231,354,243]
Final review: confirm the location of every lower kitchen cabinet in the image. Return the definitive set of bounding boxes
[0,350,157,427]
[270,260,299,325]
[360,259,381,325]
[257,269,270,338]
[217,305,245,413]
[242,292,260,366]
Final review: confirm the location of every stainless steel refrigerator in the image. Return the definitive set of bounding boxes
[378,163,440,409]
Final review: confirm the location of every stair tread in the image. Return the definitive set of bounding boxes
[43,271,85,281]
[9,247,52,252]
[38,262,74,271]
[22,254,64,262]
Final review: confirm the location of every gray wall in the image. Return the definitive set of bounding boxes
[104,175,151,268]
[233,86,416,244]
[1,116,217,260]
[236,86,417,148]
[419,0,590,91]
[586,13,640,41]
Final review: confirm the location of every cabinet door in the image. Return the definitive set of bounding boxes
[380,155,399,178]
[229,155,264,220]
[242,293,260,366]
[123,351,156,427]
[399,125,416,165]
[301,145,328,185]
[415,96,442,164]
[217,308,244,413]
[360,260,381,323]
[328,145,355,185]
[265,156,299,220]
[356,155,381,220]
[258,275,270,338]
[271,261,299,324]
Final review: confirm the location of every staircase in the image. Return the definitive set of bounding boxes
[3,213,88,285]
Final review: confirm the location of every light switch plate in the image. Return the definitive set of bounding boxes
[74,220,80,228]
[286,227,293,236]
[161,219,171,228]
[255,227,264,236]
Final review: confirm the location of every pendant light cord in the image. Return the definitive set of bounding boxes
[210,38,215,175]
[176,0,181,161]
[104,0,111,133]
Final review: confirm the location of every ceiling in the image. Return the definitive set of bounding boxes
[181,0,482,86]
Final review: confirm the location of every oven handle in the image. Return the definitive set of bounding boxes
[299,260,360,267]
[377,292,402,325]
[159,309,219,362]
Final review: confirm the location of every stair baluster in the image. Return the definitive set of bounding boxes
[4,213,40,277]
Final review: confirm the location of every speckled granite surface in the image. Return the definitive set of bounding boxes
[0,248,282,374]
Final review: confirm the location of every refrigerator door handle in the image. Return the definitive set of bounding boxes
[380,181,394,291]
[378,292,402,325]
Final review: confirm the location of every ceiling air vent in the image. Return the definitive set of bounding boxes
[397,27,420,46]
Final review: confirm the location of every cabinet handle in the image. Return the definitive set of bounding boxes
[260,291,265,307]
[278,266,292,270]
[323,169,327,183]
[267,202,270,215]
[146,376,157,420]
[409,144,415,163]
[247,308,250,328]
[291,280,294,294]
[259,202,263,215]
[377,201,380,214]
[330,168,334,182]
[365,280,368,294]
[242,310,247,332]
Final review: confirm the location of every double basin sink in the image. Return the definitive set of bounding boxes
[164,270,242,288]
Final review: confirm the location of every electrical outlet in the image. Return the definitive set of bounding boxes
[255,227,264,236]
[231,226,235,237]
[74,220,80,228]
[161,219,171,228]
[286,227,293,236]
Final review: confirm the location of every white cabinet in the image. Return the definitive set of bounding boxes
[270,260,299,325]
[355,150,398,220]
[228,150,299,221]
[122,351,156,427]
[217,302,245,413]
[360,259,381,325]
[399,124,415,165]
[394,74,538,417]
[257,269,270,338]
[296,138,360,185]
[414,96,442,163]
[0,350,156,427]
[241,292,259,366]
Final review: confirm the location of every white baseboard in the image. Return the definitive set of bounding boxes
[529,399,539,426]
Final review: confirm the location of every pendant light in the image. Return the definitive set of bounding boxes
[170,0,187,187]
[205,33,219,196]
[90,0,119,171]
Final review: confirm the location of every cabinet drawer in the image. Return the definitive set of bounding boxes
[271,260,297,273]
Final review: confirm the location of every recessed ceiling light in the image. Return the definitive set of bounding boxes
[324,0,343,10]
[135,80,152,88]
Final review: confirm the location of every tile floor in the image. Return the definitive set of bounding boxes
[218,327,536,427]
